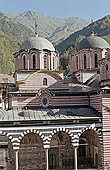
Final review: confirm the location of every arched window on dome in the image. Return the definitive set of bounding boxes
[84,54,87,69]
[53,57,55,69]
[32,54,36,69]
[106,64,108,70]
[43,78,47,86]
[76,56,79,70]
[23,54,26,70]
[44,55,47,69]
[106,64,109,80]
[94,53,98,68]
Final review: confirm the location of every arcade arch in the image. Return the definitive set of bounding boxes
[18,132,45,170]
[49,131,74,170]
[78,129,102,169]
[0,134,14,170]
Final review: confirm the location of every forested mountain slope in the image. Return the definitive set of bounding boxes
[57,15,110,52]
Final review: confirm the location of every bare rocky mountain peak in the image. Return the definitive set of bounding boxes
[6,10,89,45]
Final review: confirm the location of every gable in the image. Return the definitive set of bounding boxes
[18,71,68,91]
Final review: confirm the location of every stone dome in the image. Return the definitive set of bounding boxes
[20,36,55,51]
[78,35,110,50]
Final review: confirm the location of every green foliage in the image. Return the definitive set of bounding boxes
[0,30,21,73]
[60,53,69,70]
[73,35,85,48]
[60,46,75,74]
[102,35,110,45]
[59,35,85,74]
[0,12,33,41]
[0,12,33,74]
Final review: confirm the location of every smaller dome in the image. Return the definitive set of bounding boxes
[78,35,110,50]
[20,36,55,51]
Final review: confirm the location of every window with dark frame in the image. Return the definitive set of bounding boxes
[76,56,78,69]
[49,153,57,169]
[33,54,36,69]
[78,139,86,157]
[106,64,108,70]
[53,57,55,69]
[95,53,98,68]
[84,54,87,69]
[44,55,47,69]
[43,78,47,86]
[23,54,26,70]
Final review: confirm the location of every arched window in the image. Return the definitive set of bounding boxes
[23,54,26,70]
[94,53,98,68]
[32,54,36,69]
[76,56,78,69]
[49,153,57,169]
[84,54,86,69]
[78,138,86,157]
[44,55,47,69]
[43,78,47,86]
[106,64,108,70]
[53,57,55,69]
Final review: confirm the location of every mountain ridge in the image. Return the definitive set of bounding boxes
[7,10,89,45]
[1,11,110,74]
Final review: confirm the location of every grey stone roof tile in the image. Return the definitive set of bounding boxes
[0,106,101,122]
[78,35,110,50]
[20,36,55,51]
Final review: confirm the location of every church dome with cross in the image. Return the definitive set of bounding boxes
[20,22,55,51]
[78,32,110,50]
[70,31,110,83]
[20,36,55,51]
[14,23,59,72]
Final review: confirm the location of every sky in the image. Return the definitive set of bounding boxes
[0,0,110,21]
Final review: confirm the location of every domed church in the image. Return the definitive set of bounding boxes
[14,24,59,81]
[0,25,110,170]
[70,31,110,83]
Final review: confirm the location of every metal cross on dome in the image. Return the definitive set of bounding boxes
[90,19,95,35]
[35,16,38,36]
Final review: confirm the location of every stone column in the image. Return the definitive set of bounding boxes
[15,150,19,170]
[44,145,50,170]
[27,59,29,70]
[74,146,78,170]
[46,148,49,170]
[48,54,50,70]
[90,53,92,70]
[49,52,51,70]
